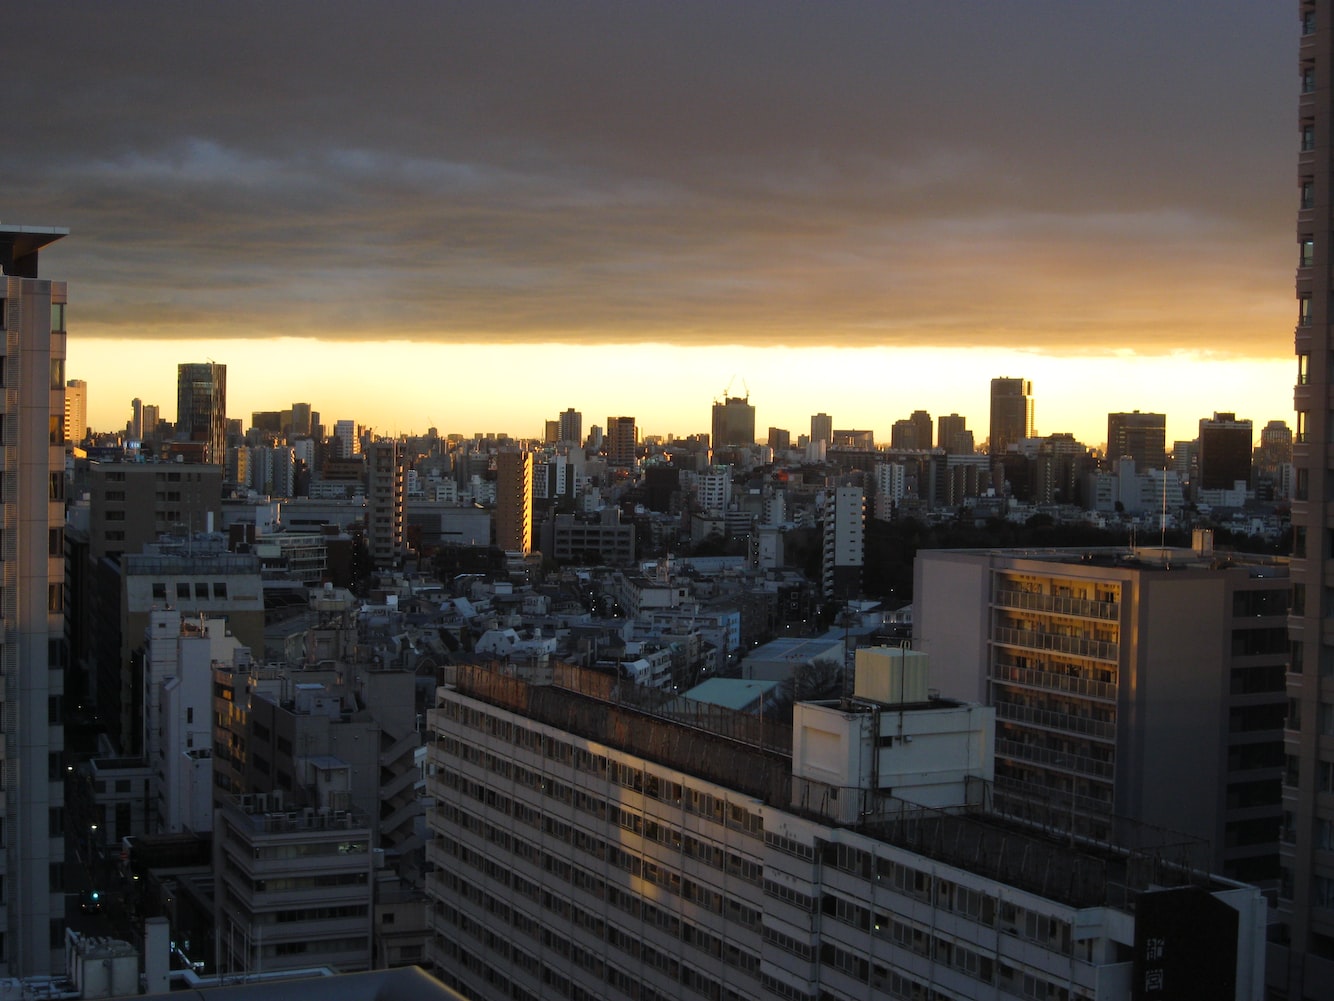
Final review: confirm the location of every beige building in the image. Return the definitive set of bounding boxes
[366,440,405,567]
[914,542,1287,890]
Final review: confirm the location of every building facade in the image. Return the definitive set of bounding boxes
[606,416,637,468]
[915,544,1287,889]
[1198,412,1253,491]
[712,396,756,449]
[1287,3,1334,996]
[0,225,69,974]
[1106,411,1166,471]
[366,440,406,567]
[988,377,1033,456]
[65,377,87,446]
[495,449,533,555]
[176,361,227,464]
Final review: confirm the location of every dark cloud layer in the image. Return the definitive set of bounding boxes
[4,2,1296,353]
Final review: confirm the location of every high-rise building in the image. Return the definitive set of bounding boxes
[64,378,87,445]
[141,402,160,438]
[543,419,560,445]
[822,484,864,599]
[333,419,360,458]
[767,427,791,451]
[989,377,1033,455]
[0,224,70,974]
[605,416,637,468]
[558,407,582,446]
[1106,411,1167,470]
[1254,419,1294,498]
[711,395,756,448]
[366,440,405,567]
[288,401,312,438]
[1197,412,1253,491]
[130,397,143,441]
[937,413,967,454]
[495,449,533,555]
[810,412,833,444]
[916,543,1287,888]
[1287,4,1334,993]
[176,361,227,464]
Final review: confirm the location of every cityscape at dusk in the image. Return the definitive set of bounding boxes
[6,4,1297,442]
[3,3,1329,1000]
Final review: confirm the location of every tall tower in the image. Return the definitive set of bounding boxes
[495,449,533,555]
[810,412,833,445]
[1288,3,1334,994]
[1106,411,1166,470]
[711,395,756,449]
[605,416,637,468]
[176,361,226,464]
[64,378,86,446]
[988,377,1033,455]
[558,407,582,446]
[366,440,405,567]
[0,225,69,974]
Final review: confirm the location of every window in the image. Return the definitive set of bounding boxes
[49,473,63,501]
[48,528,61,557]
[194,583,208,599]
[48,415,60,445]
[213,582,228,598]
[1302,237,1316,267]
[49,358,63,390]
[1303,123,1317,152]
[49,304,65,332]
[47,584,61,613]
[1303,178,1315,209]
[1298,410,1310,444]
[176,583,190,599]
[1303,64,1316,94]
[1300,352,1311,385]
[1305,9,1317,35]
[152,583,166,600]
[1301,295,1313,326]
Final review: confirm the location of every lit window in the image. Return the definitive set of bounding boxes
[1301,296,1313,326]
[1302,238,1316,267]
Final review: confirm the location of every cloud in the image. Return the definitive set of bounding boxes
[2,2,1296,358]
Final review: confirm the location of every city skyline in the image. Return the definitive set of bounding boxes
[6,4,1296,444]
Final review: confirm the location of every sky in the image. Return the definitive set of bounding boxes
[4,3,1298,447]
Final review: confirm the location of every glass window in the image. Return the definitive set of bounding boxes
[49,304,64,332]
[1302,238,1316,267]
[1303,123,1317,151]
[1303,178,1315,209]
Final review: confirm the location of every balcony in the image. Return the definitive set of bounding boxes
[992,625,1119,663]
[993,588,1118,621]
[994,699,1117,742]
[992,662,1118,703]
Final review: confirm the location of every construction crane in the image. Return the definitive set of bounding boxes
[718,375,750,403]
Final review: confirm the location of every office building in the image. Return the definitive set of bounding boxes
[334,419,360,458]
[711,395,756,448]
[86,461,223,561]
[1106,411,1167,470]
[1198,412,1253,492]
[915,542,1287,889]
[558,407,582,446]
[424,656,1267,1001]
[937,413,969,455]
[0,225,69,974]
[176,361,227,464]
[65,377,87,445]
[989,377,1033,456]
[130,397,143,440]
[289,401,313,438]
[606,416,637,468]
[495,448,533,555]
[767,427,791,452]
[366,440,406,567]
[1287,3,1334,995]
[810,412,833,444]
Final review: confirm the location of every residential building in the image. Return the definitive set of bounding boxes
[366,440,406,567]
[176,361,227,464]
[542,508,636,565]
[65,377,87,445]
[0,224,69,973]
[1286,3,1334,994]
[334,419,360,458]
[810,412,833,445]
[914,542,1287,889]
[989,377,1033,456]
[424,656,1267,1001]
[495,449,533,555]
[822,485,864,600]
[606,416,637,468]
[558,407,582,446]
[1106,411,1167,471]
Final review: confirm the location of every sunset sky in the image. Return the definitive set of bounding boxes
[5,3,1298,447]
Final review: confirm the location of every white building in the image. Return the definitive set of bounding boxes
[822,485,865,599]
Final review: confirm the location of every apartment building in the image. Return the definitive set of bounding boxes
[914,541,1288,888]
[423,654,1266,1001]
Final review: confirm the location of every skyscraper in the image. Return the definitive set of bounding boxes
[495,449,533,555]
[937,413,971,455]
[1197,411,1253,491]
[1287,4,1334,994]
[558,407,582,446]
[988,377,1033,455]
[0,225,69,974]
[1106,410,1166,470]
[605,416,637,468]
[810,412,833,444]
[366,440,405,567]
[64,378,86,445]
[711,395,756,448]
[176,361,227,464]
